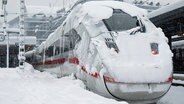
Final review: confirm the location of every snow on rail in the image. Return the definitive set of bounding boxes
[174,74,184,81]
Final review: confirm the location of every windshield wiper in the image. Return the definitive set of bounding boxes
[130,26,142,35]
[129,16,145,35]
[129,24,146,35]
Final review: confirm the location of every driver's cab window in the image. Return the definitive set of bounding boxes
[103,9,139,31]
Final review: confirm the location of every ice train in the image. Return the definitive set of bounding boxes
[26,1,173,104]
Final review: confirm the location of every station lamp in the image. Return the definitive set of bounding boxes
[1,0,7,17]
[0,9,4,17]
[2,0,7,5]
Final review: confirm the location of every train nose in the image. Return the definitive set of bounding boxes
[103,74,172,103]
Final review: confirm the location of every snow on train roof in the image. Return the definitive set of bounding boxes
[43,1,147,48]
[148,0,184,18]
[82,1,147,19]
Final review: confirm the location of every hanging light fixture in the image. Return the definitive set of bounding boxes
[2,0,7,5]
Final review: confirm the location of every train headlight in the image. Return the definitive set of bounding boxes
[150,43,159,55]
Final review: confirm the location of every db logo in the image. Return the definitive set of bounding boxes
[0,34,5,42]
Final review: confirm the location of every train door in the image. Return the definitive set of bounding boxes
[0,55,6,68]
[57,24,68,76]
[0,45,6,68]
[61,29,81,60]
[61,23,69,59]
[9,46,19,68]
[173,48,184,73]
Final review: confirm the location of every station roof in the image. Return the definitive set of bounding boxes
[0,28,19,34]
[0,36,36,45]
[148,0,184,19]
[148,0,184,38]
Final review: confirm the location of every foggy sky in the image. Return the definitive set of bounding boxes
[0,0,182,23]
[0,0,65,23]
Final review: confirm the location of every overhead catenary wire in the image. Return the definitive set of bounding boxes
[48,0,59,16]
[7,12,68,16]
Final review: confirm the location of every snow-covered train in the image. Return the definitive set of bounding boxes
[26,1,173,104]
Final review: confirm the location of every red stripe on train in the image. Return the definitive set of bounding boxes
[33,57,77,66]
[69,57,79,64]
[33,57,100,79]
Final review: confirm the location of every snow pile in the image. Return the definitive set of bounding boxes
[174,74,184,78]
[82,1,147,21]
[82,5,113,22]
[93,27,172,83]
[43,1,147,48]
[0,64,128,104]
[158,86,184,104]
[173,80,184,85]
[173,74,184,84]
[82,3,173,83]
[71,1,172,83]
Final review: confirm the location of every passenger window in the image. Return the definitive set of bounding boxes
[46,46,54,57]
[55,47,60,55]
[61,29,81,53]
[53,40,60,56]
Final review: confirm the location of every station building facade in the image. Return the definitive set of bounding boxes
[0,6,66,68]
[0,33,36,68]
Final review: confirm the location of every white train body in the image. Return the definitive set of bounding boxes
[26,1,173,104]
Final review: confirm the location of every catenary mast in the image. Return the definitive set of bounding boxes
[19,0,25,69]
[2,0,9,68]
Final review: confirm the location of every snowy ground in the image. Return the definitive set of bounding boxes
[158,74,184,104]
[158,86,184,104]
[0,64,127,104]
[0,64,183,104]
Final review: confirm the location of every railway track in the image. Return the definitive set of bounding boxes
[173,75,184,81]
[172,74,184,87]
[172,83,184,87]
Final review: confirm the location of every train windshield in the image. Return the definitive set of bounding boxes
[103,9,139,31]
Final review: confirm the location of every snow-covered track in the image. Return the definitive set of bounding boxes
[172,83,184,87]
[173,74,184,81]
